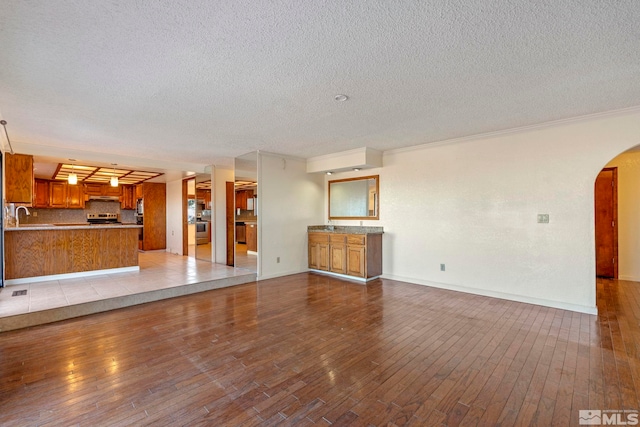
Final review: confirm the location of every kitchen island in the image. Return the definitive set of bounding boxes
[4,223,142,283]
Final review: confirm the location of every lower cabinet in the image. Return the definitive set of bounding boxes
[246,223,257,252]
[308,232,382,280]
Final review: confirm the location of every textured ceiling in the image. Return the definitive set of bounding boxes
[1,0,639,170]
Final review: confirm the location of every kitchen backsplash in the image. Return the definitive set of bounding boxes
[235,209,257,221]
[24,201,136,224]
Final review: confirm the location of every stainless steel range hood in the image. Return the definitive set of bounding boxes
[87,195,120,202]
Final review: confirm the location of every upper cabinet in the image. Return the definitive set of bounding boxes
[83,182,122,197]
[6,153,34,204]
[49,181,84,209]
[235,189,253,210]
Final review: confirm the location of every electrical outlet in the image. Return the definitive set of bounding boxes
[537,214,550,224]
[277,257,280,263]
[440,264,445,271]
[32,211,37,217]
[171,230,174,235]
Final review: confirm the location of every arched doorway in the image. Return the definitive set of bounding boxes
[596,146,640,282]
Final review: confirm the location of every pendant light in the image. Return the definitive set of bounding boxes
[110,163,119,187]
[68,159,78,185]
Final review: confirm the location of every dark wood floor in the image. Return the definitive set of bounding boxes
[0,274,638,426]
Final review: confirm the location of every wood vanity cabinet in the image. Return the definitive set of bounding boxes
[6,153,34,204]
[308,233,330,271]
[308,232,382,280]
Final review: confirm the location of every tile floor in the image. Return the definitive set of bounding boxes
[0,251,255,318]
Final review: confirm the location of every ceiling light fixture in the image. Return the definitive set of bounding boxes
[110,163,119,187]
[326,171,333,175]
[68,159,78,185]
[334,94,349,102]
[353,168,361,171]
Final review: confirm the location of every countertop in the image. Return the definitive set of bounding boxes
[307,225,383,234]
[6,223,143,231]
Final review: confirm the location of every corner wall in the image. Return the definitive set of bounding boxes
[165,179,183,255]
[258,152,324,280]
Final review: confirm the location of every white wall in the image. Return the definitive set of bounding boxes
[212,166,234,264]
[605,151,640,281]
[165,179,183,255]
[374,109,640,314]
[258,152,324,279]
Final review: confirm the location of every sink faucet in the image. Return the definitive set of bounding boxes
[15,206,30,226]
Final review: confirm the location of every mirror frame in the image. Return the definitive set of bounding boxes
[328,175,379,220]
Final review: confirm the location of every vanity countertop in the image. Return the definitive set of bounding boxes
[307,225,383,235]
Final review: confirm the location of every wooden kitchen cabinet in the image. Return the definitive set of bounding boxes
[135,184,143,199]
[308,231,382,280]
[120,185,135,209]
[49,181,85,209]
[83,183,122,198]
[235,189,254,210]
[246,223,257,252]
[5,153,34,204]
[235,190,247,210]
[33,179,50,208]
[235,223,246,243]
[67,184,84,208]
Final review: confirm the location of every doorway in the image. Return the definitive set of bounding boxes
[595,167,618,278]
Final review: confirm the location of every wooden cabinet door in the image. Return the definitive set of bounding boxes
[33,179,50,208]
[318,243,330,270]
[246,223,257,252]
[49,181,68,208]
[104,184,122,197]
[120,185,135,209]
[235,190,247,210]
[83,183,103,196]
[135,184,143,199]
[236,224,246,243]
[66,184,85,208]
[204,191,211,209]
[330,244,346,274]
[309,242,319,269]
[347,245,366,277]
[6,153,34,203]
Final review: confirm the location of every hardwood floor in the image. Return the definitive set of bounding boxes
[0,275,638,426]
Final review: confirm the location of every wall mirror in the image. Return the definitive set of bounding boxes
[329,175,379,220]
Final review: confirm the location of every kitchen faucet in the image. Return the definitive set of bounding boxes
[15,205,30,227]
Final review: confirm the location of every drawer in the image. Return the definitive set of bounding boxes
[347,235,366,245]
[309,233,329,243]
[330,234,346,243]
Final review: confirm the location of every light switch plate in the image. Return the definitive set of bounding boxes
[537,214,550,223]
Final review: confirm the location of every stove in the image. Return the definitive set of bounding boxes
[87,213,120,224]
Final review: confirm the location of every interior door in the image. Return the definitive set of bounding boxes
[595,168,617,278]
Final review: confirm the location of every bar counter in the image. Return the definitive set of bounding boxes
[5,223,142,282]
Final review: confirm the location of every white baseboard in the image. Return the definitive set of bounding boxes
[381,274,598,315]
[618,275,640,282]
